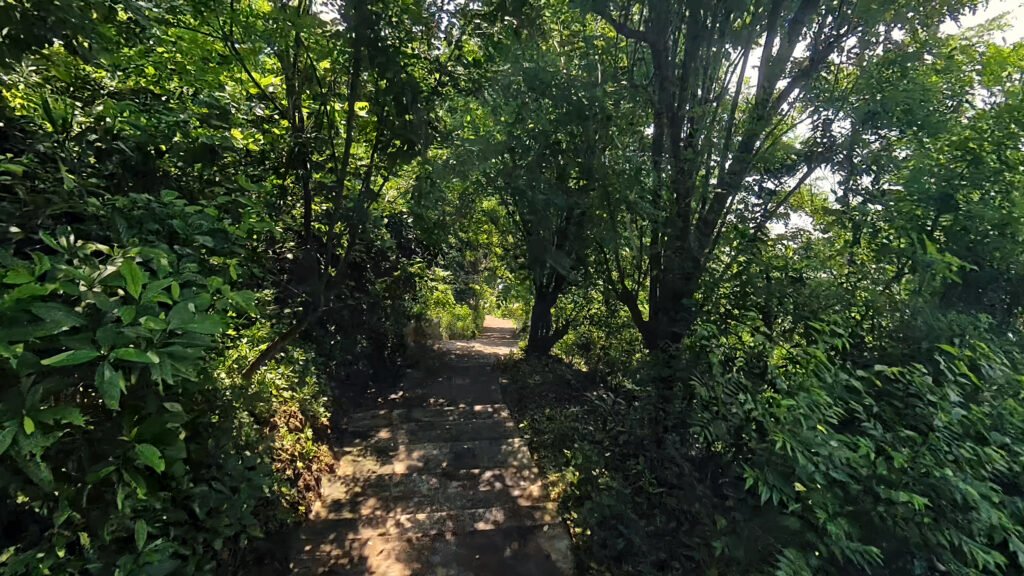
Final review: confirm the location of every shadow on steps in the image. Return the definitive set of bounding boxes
[290,317,574,575]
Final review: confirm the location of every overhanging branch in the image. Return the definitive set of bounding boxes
[593,7,650,43]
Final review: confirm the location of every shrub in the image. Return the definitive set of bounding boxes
[553,304,644,376]
[0,230,330,573]
[217,324,333,517]
[688,320,1024,574]
[413,268,480,340]
[509,315,1024,575]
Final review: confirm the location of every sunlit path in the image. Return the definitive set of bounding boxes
[291,317,573,575]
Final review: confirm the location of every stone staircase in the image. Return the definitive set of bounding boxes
[291,319,573,575]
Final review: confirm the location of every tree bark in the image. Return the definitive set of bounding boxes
[526,288,559,356]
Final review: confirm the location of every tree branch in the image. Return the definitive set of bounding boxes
[593,7,649,43]
[218,15,287,118]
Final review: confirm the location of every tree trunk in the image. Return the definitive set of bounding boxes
[650,254,702,349]
[525,287,561,357]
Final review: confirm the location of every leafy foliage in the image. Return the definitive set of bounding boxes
[497,6,1024,575]
[4,0,1024,574]
[0,231,293,573]
[0,0,449,571]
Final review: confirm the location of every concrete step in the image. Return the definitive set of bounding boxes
[313,467,550,520]
[347,404,511,431]
[347,417,519,447]
[378,365,503,407]
[338,438,533,476]
[299,501,560,544]
[292,524,572,576]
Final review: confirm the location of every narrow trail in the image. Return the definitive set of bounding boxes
[291,317,573,575]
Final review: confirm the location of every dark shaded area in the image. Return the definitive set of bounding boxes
[290,319,573,575]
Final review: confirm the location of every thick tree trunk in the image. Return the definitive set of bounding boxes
[525,289,559,357]
[650,252,703,349]
[525,277,573,357]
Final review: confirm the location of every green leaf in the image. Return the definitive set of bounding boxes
[135,519,148,551]
[229,290,257,314]
[85,463,117,484]
[23,416,35,435]
[18,457,53,490]
[183,314,224,335]
[3,269,35,284]
[30,302,84,331]
[120,305,137,324]
[39,232,61,252]
[5,282,54,302]
[134,443,165,473]
[0,427,15,455]
[31,252,50,276]
[140,316,168,331]
[166,302,192,330]
[54,498,72,528]
[95,362,125,409]
[40,349,101,366]
[16,428,60,455]
[139,278,175,304]
[0,162,25,176]
[120,259,144,300]
[110,348,159,364]
[35,406,85,426]
[170,281,181,300]
[236,174,257,191]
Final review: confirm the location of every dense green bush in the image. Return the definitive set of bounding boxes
[553,302,644,377]
[686,318,1024,574]
[0,230,333,573]
[507,310,1024,575]
[0,0,436,567]
[217,324,332,516]
[412,268,481,340]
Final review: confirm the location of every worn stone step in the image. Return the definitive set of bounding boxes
[293,319,572,576]
[348,417,519,447]
[347,404,511,431]
[292,523,572,576]
[299,502,561,545]
[338,438,533,476]
[313,467,550,520]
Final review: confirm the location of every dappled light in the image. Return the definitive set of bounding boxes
[3,0,1024,574]
[291,319,572,575]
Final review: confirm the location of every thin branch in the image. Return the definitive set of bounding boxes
[593,7,650,43]
[752,162,817,233]
[222,33,287,118]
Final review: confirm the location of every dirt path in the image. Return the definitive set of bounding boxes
[291,317,573,575]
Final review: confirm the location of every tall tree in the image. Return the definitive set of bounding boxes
[587,0,981,350]
[486,28,608,356]
[428,3,647,356]
[238,0,478,377]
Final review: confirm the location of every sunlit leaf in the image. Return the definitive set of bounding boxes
[133,443,165,473]
[40,349,100,366]
[120,259,144,300]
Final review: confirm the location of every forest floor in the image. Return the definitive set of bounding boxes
[290,317,574,575]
